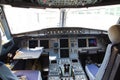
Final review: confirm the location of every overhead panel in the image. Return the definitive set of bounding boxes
[0,0,103,8]
[37,0,102,7]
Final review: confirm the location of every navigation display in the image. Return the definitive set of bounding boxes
[29,40,38,48]
[40,40,49,49]
[78,39,87,47]
[88,38,97,47]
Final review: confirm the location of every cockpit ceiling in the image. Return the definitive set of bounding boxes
[0,0,120,8]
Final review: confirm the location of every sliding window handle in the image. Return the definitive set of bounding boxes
[7,53,13,63]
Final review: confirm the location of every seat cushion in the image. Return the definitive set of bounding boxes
[14,70,42,80]
[86,64,99,77]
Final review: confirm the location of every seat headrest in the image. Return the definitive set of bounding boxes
[108,24,120,44]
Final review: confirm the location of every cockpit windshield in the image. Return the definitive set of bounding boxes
[3,4,120,34]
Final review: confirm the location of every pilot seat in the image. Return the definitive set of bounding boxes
[85,24,120,80]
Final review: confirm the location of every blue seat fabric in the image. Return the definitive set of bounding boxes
[86,64,99,77]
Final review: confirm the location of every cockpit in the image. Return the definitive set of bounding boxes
[0,0,120,80]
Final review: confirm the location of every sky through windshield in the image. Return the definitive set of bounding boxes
[4,5,120,34]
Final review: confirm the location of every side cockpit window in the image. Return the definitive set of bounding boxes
[0,22,8,45]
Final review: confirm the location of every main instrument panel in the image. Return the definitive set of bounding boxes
[27,37,102,56]
[17,27,107,56]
